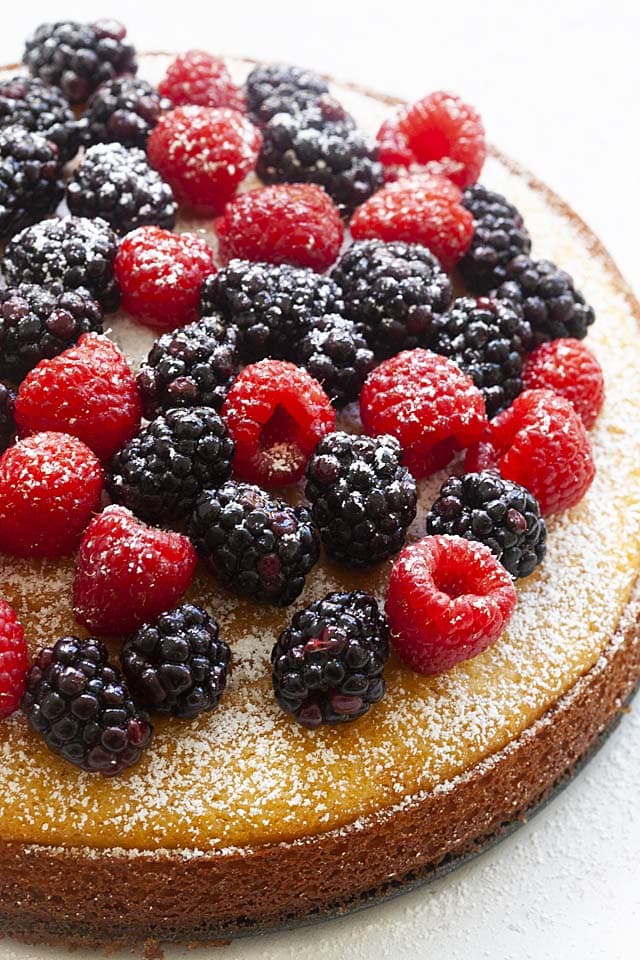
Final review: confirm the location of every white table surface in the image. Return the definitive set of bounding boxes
[1,3,639,958]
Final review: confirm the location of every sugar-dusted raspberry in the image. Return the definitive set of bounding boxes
[386,535,517,674]
[464,389,596,515]
[73,505,197,635]
[14,333,141,462]
[350,174,473,271]
[216,184,344,271]
[158,50,244,110]
[114,226,215,330]
[221,360,335,486]
[522,338,604,430]
[0,432,103,557]
[360,349,487,478]
[147,106,261,215]
[0,600,28,720]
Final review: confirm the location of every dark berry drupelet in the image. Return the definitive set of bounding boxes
[107,407,234,524]
[86,76,165,148]
[494,255,595,346]
[137,315,239,419]
[21,636,152,776]
[306,432,418,567]
[190,480,320,606]
[0,126,64,244]
[458,185,531,294]
[0,384,15,452]
[0,282,103,381]
[0,76,86,163]
[121,604,230,719]
[430,296,533,418]
[246,63,330,125]
[2,216,120,312]
[66,143,177,235]
[294,314,375,407]
[271,590,389,729]
[425,471,547,579]
[331,239,453,359]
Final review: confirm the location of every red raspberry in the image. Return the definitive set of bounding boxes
[73,505,198,635]
[360,350,487,478]
[0,600,28,720]
[464,389,596,515]
[14,334,141,462]
[522,338,604,430]
[115,226,215,331]
[158,50,245,111]
[221,360,336,486]
[350,175,473,270]
[0,433,103,557]
[386,535,517,674]
[147,106,262,215]
[216,184,344,271]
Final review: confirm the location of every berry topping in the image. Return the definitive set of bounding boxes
[86,76,165,148]
[158,50,244,110]
[246,62,329,125]
[459,185,532,293]
[0,600,28,721]
[0,126,63,243]
[0,385,15,453]
[293,313,375,407]
[0,75,86,163]
[522,338,604,430]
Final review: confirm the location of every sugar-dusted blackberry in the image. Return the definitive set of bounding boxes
[66,143,177,235]
[0,384,15,452]
[121,604,230,719]
[294,314,375,407]
[331,239,453,359]
[494,255,595,346]
[21,636,152,776]
[271,590,389,729]
[0,76,86,163]
[0,282,103,381]
[425,471,547,579]
[430,296,533,418]
[190,480,320,607]
[459,185,531,293]
[306,432,417,567]
[0,126,64,244]
[246,62,329,125]
[23,20,137,105]
[86,76,165,148]
[2,216,120,312]
[107,407,234,524]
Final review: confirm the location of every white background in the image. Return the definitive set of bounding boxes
[1,3,639,959]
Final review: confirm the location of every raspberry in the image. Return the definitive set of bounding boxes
[86,76,165,148]
[386,535,517,674]
[0,75,87,163]
[73,505,197,635]
[221,360,335,486]
[522,338,604,430]
[246,63,329,125]
[114,226,215,330]
[216,184,344,272]
[0,126,64,243]
[0,600,28,721]
[464,389,596,515]
[147,106,261,215]
[360,349,487,478]
[14,333,141,462]
[0,433,103,557]
[158,51,244,110]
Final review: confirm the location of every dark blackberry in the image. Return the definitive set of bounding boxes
[107,407,234,524]
[430,296,533,418]
[86,75,165,148]
[21,636,152,776]
[246,62,329,125]
[459,185,531,293]
[66,143,176,235]
[0,384,15,452]
[137,315,239,419]
[0,282,103,381]
[0,76,86,162]
[271,590,389,729]
[494,255,595,346]
[0,126,64,243]
[331,239,453,359]
[189,480,320,607]
[306,432,417,567]
[294,314,375,407]
[121,604,230,719]
[425,471,547,579]
[23,20,137,105]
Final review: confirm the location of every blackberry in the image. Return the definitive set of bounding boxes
[246,62,329,125]
[294,314,375,407]
[425,471,547,579]
[107,407,234,524]
[137,316,239,419]
[2,216,120,312]
[430,296,533,418]
[86,76,165,148]
[0,126,64,244]
[306,432,417,567]
[21,636,152,776]
[189,480,320,607]
[271,590,389,729]
[0,384,15,452]
[66,143,176,235]
[494,255,595,346]
[0,76,86,163]
[121,604,230,719]
[331,240,453,359]
[0,282,103,381]
[459,185,531,293]
[23,20,137,105]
